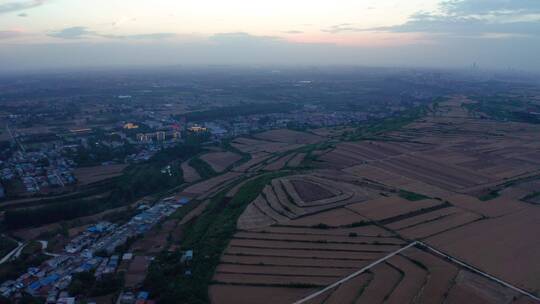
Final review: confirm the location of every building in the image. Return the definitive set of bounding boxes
[155,131,166,141]
[123,123,139,130]
[188,125,207,133]
[136,133,149,142]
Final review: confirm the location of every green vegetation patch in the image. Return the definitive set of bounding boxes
[0,235,18,258]
[181,103,298,122]
[464,95,540,124]
[188,157,217,179]
[521,191,540,204]
[346,106,428,141]
[398,190,429,201]
[68,271,124,298]
[478,190,500,201]
[0,251,48,283]
[144,171,289,303]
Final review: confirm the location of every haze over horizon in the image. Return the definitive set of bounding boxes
[1,0,539,72]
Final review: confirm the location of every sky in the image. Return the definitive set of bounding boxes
[0,0,539,72]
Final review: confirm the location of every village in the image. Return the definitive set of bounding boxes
[0,197,192,304]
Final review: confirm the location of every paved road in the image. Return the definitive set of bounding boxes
[0,239,61,264]
[38,240,60,257]
[0,238,24,265]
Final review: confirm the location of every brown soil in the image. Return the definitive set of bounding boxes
[355,263,403,303]
[200,151,242,172]
[253,129,323,144]
[181,160,201,182]
[74,164,127,185]
[290,180,335,202]
[209,285,315,304]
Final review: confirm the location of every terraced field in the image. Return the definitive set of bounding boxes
[212,223,405,304]
[237,174,375,230]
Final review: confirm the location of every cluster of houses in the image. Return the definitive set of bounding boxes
[117,291,154,304]
[180,108,373,141]
[0,198,188,302]
[0,150,76,194]
[0,255,100,302]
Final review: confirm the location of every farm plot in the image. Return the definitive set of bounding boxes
[344,164,415,187]
[264,153,296,171]
[237,198,277,230]
[210,285,316,304]
[282,207,367,228]
[402,248,459,303]
[318,149,363,168]
[227,238,401,252]
[232,152,272,172]
[253,225,395,238]
[345,164,461,201]
[253,129,323,144]
[231,137,303,154]
[74,164,127,185]
[290,179,336,202]
[383,255,428,304]
[372,154,493,191]
[354,263,403,303]
[345,196,445,222]
[181,172,242,199]
[339,141,403,161]
[286,153,304,168]
[444,271,522,304]
[200,151,242,172]
[444,193,527,218]
[124,255,152,289]
[398,211,482,239]
[232,231,404,246]
[237,174,372,229]
[385,206,461,231]
[426,208,540,293]
[302,245,525,304]
[282,175,368,208]
[322,273,373,304]
[181,160,200,182]
[213,225,406,303]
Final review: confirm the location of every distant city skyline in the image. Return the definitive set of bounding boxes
[1,0,539,71]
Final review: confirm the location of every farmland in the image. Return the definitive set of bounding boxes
[199,151,242,173]
[73,164,127,185]
[205,97,540,304]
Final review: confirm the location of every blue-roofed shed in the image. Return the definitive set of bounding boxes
[137,291,149,300]
[178,197,189,205]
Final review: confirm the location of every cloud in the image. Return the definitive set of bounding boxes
[322,23,363,34]
[101,33,177,40]
[49,26,176,40]
[0,30,26,39]
[441,0,540,15]
[282,30,304,34]
[371,13,540,36]
[18,12,28,17]
[2,30,540,72]
[49,26,95,39]
[326,0,540,37]
[0,0,47,14]
[210,32,282,45]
